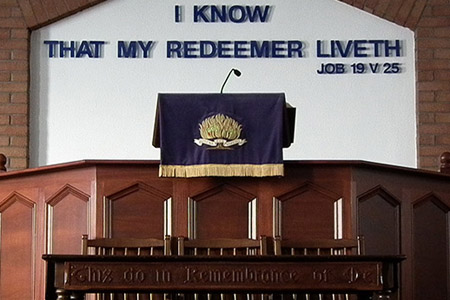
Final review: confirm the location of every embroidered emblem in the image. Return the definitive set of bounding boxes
[194,114,247,149]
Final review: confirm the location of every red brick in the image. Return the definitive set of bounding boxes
[420,123,450,135]
[419,112,435,124]
[11,29,28,39]
[0,115,9,125]
[0,125,28,136]
[0,17,27,28]
[0,71,11,81]
[11,49,28,60]
[405,0,427,29]
[0,50,11,60]
[419,91,436,102]
[419,134,436,145]
[0,93,9,103]
[417,70,433,81]
[0,39,28,50]
[417,37,450,48]
[10,136,27,147]
[0,146,27,157]
[417,59,450,70]
[436,135,450,145]
[434,48,450,59]
[8,157,27,170]
[0,136,9,146]
[418,81,450,91]
[432,5,450,16]
[436,91,450,102]
[394,0,415,25]
[10,92,27,103]
[419,155,439,170]
[0,0,20,7]
[435,70,450,80]
[0,82,28,92]
[435,113,450,123]
[419,16,450,27]
[0,29,10,39]
[374,0,391,16]
[433,27,450,37]
[0,60,28,71]
[419,102,450,112]
[11,71,28,82]
[29,0,50,25]
[10,114,27,125]
[0,103,27,114]
[419,145,450,156]
[16,0,38,28]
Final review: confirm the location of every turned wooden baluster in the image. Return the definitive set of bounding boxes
[439,152,450,174]
[0,153,6,172]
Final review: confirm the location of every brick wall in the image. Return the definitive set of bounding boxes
[0,0,447,171]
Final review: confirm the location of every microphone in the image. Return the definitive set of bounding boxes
[220,68,241,93]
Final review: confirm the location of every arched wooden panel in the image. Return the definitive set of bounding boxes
[274,182,342,240]
[413,194,449,300]
[105,182,171,239]
[189,184,256,239]
[357,186,400,255]
[0,192,35,299]
[47,184,90,254]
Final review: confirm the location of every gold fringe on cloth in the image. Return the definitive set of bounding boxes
[159,164,284,177]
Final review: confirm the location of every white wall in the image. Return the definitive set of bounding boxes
[30,0,416,167]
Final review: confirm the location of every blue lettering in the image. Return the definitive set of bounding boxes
[385,40,401,57]
[334,40,353,58]
[316,40,330,58]
[217,41,232,58]
[184,41,198,58]
[250,41,270,57]
[287,41,303,58]
[229,6,246,23]
[59,41,76,58]
[118,41,137,58]
[76,41,93,58]
[137,41,154,58]
[194,5,209,22]
[200,41,217,58]
[247,5,271,22]
[90,41,105,58]
[368,40,384,57]
[210,6,227,22]
[44,40,58,58]
[271,41,286,58]
[353,40,368,57]
[193,5,271,23]
[234,41,249,58]
[175,5,182,22]
[167,41,183,58]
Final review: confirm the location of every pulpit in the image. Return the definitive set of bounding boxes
[0,159,449,299]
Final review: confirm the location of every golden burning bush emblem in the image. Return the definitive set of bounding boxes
[194,114,247,149]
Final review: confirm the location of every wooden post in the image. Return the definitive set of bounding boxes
[439,152,450,174]
[0,154,6,172]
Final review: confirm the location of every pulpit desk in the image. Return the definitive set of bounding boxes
[43,254,404,300]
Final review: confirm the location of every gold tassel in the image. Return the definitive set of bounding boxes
[159,164,284,177]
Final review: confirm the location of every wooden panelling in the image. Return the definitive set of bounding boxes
[357,185,401,255]
[105,181,171,239]
[0,160,450,299]
[0,192,35,300]
[275,182,342,240]
[412,194,449,300]
[189,183,255,239]
[46,184,90,254]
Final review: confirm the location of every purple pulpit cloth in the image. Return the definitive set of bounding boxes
[156,93,286,177]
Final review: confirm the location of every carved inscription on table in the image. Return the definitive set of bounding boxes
[65,262,381,291]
